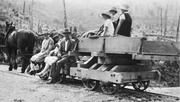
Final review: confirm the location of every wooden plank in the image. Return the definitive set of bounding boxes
[97,64,114,71]
[172,42,180,54]
[89,63,102,70]
[78,38,104,52]
[91,52,107,57]
[110,65,151,72]
[70,68,123,83]
[105,37,141,54]
[120,71,160,82]
[133,54,180,61]
[70,68,160,83]
[142,41,179,55]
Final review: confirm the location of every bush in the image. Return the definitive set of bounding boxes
[149,61,180,87]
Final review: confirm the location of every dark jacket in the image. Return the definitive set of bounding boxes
[116,13,132,37]
[59,38,76,62]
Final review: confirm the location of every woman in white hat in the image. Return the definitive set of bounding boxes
[109,7,119,29]
[114,4,132,37]
[99,12,114,36]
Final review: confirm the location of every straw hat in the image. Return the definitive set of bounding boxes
[119,4,129,11]
[109,7,118,13]
[99,12,112,19]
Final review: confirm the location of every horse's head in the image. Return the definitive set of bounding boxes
[5,21,15,35]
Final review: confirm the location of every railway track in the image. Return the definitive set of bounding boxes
[0,65,180,102]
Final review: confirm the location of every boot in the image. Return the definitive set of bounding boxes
[46,77,57,84]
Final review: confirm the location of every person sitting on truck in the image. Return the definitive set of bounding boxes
[99,12,114,36]
[36,33,64,77]
[114,4,132,37]
[47,28,76,84]
[109,7,119,30]
[28,29,54,75]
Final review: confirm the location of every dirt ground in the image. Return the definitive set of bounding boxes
[0,65,180,102]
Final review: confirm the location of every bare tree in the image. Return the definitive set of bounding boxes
[164,4,168,38]
[30,0,34,30]
[23,0,26,15]
[176,12,180,42]
[62,0,67,28]
[160,8,163,37]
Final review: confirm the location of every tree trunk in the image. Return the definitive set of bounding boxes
[62,0,67,28]
[30,0,34,31]
[23,1,26,15]
[160,8,163,37]
[172,9,178,27]
[157,8,159,27]
[164,5,168,38]
[176,13,180,42]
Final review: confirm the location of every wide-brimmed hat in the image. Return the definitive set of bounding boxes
[52,33,60,38]
[109,7,118,13]
[99,12,112,19]
[58,33,64,37]
[119,4,129,11]
[62,28,71,35]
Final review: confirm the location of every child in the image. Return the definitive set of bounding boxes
[99,12,114,36]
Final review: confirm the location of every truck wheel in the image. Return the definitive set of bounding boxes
[132,81,150,91]
[100,82,119,95]
[82,79,99,91]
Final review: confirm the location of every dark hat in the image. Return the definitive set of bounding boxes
[62,28,71,35]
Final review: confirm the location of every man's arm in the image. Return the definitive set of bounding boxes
[102,26,108,36]
[115,19,124,36]
[115,14,125,36]
[61,40,76,58]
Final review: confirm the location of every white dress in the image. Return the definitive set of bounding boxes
[30,37,54,62]
[44,40,62,65]
[101,19,114,36]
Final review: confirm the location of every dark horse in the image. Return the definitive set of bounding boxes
[5,21,36,73]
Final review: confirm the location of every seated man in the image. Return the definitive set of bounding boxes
[47,28,76,84]
[28,30,54,74]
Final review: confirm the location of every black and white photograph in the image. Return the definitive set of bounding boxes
[0,0,180,102]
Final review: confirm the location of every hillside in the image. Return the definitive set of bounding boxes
[0,0,179,39]
[0,0,180,87]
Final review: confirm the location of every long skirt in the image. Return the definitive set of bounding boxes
[30,52,48,62]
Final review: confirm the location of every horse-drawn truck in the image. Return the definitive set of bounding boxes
[57,36,180,94]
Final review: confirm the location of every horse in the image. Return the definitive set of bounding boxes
[0,33,5,45]
[4,21,36,73]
